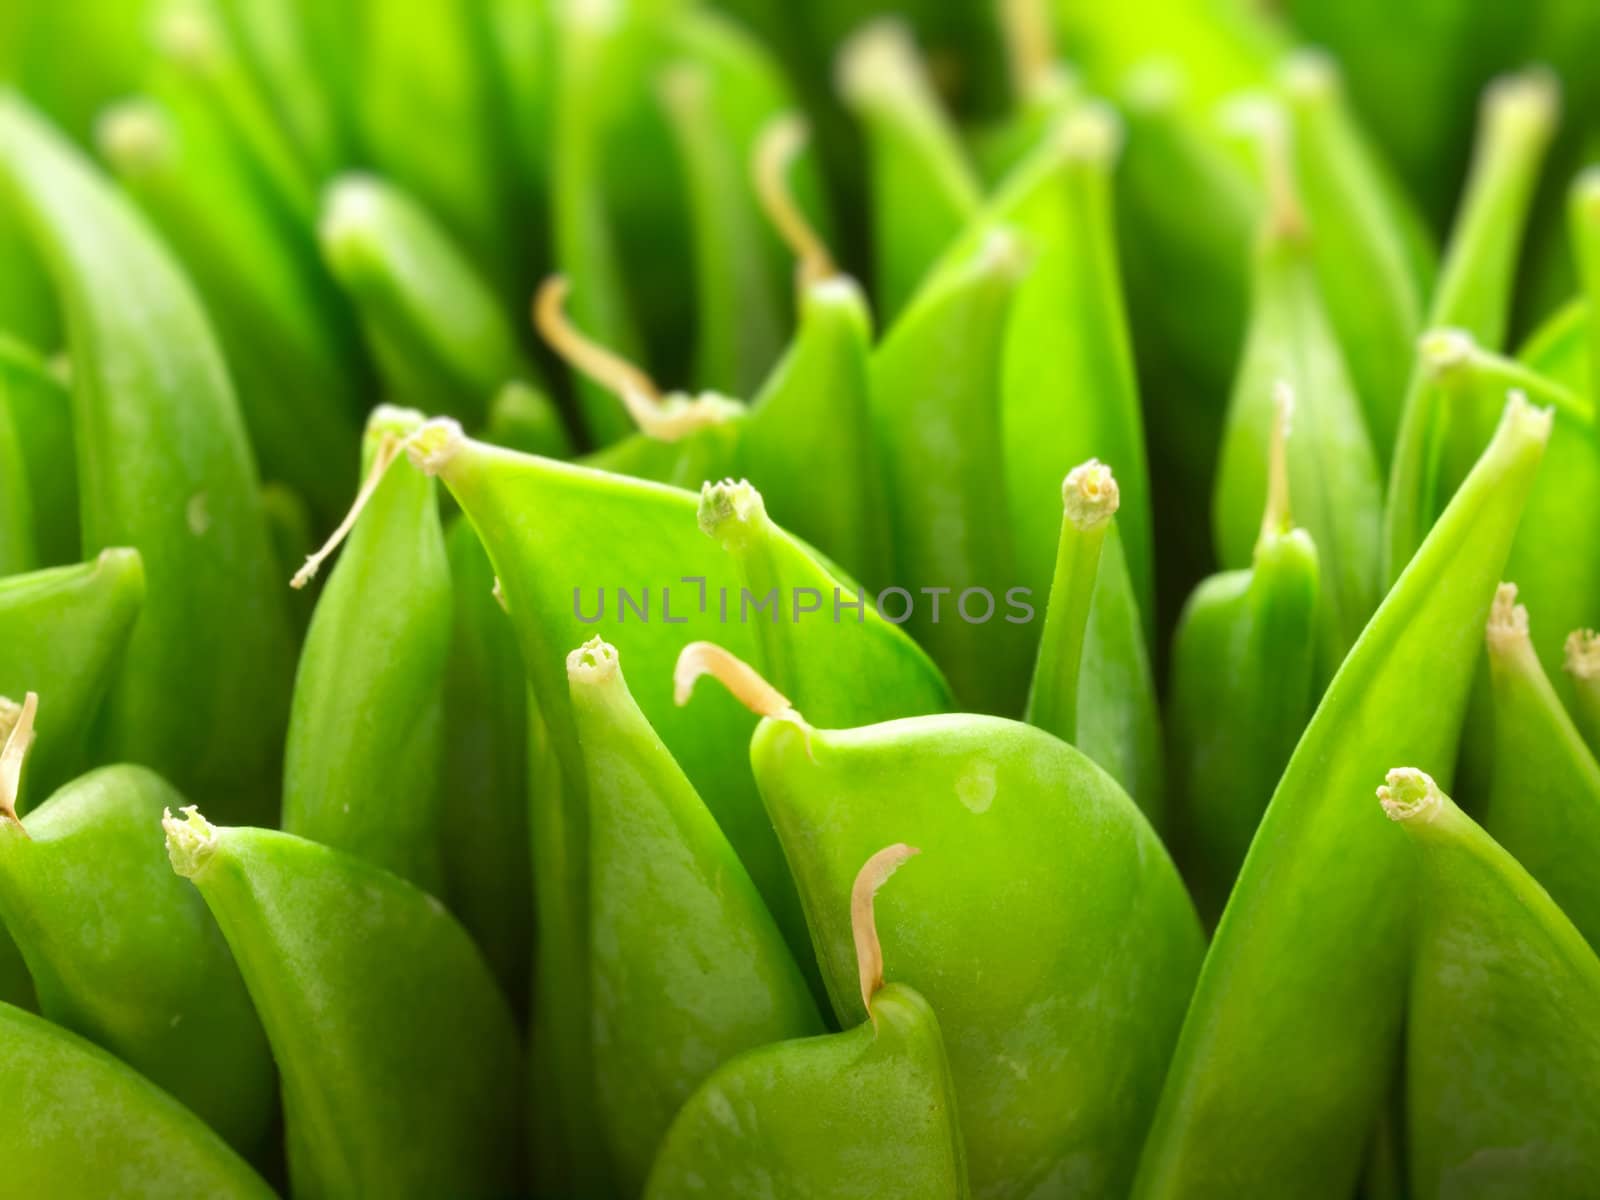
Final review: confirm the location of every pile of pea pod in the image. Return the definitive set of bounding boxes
[5,0,1600,1197]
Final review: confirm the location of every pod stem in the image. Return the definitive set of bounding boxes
[851,843,920,1019]
[1377,766,1447,824]
[1485,581,1534,661]
[1259,382,1295,545]
[753,114,838,293]
[673,641,812,750]
[565,636,619,686]
[1563,629,1600,751]
[290,432,404,588]
[162,805,219,878]
[0,691,37,831]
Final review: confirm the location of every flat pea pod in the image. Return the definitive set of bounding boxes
[1132,395,1552,1200]
[1379,768,1600,1199]
[645,847,969,1200]
[0,760,274,1159]
[1482,585,1600,950]
[283,406,451,896]
[166,808,523,1200]
[837,18,983,323]
[441,515,533,1014]
[869,231,1027,715]
[0,549,144,805]
[0,95,295,826]
[0,1000,274,1198]
[680,646,1203,1200]
[0,368,34,575]
[569,638,822,1196]
[0,335,75,566]
[1566,632,1600,755]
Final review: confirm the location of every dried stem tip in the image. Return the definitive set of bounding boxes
[673,642,812,749]
[851,843,921,1017]
[534,275,661,407]
[1062,459,1119,530]
[1260,381,1295,540]
[753,114,838,290]
[163,805,219,878]
[1486,581,1531,653]
[291,432,404,589]
[0,692,38,829]
[1378,767,1446,823]
[566,636,620,684]
[1565,629,1600,680]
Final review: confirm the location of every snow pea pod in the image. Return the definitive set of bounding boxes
[166,809,523,1199]
[678,644,1203,1200]
[1566,631,1600,755]
[0,549,144,805]
[0,1000,274,1198]
[1168,392,1319,920]
[645,845,969,1200]
[870,231,1026,715]
[0,95,294,826]
[1380,768,1600,1199]
[283,406,451,896]
[0,335,75,566]
[1482,585,1600,949]
[837,18,983,323]
[1132,394,1552,1200]
[569,638,821,1196]
[0,755,274,1158]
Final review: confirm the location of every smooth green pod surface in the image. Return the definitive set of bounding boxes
[283,407,452,896]
[0,373,33,575]
[167,811,523,1200]
[1133,396,1552,1200]
[0,1001,274,1198]
[1567,632,1600,757]
[0,335,75,566]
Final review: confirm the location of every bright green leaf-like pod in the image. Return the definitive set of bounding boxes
[870,231,1027,715]
[1281,50,1432,464]
[1482,585,1600,950]
[167,810,523,1199]
[97,95,363,527]
[0,1001,275,1198]
[569,638,821,1196]
[0,336,74,567]
[678,644,1202,1200]
[0,759,274,1159]
[1133,394,1552,1200]
[0,550,143,806]
[837,18,983,323]
[1168,394,1319,920]
[646,845,969,1200]
[282,406,452,896]
[0,96,294,826]
[1566,631,1600,756]
[1380,768,1600,1198]
[441,516,532,1014]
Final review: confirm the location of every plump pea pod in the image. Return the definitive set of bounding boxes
[319,174,564,437]
[0,376,34,575]
[487,381,576,461]
[569,639,822,1196]
[1379,768,1600,1198]
[1132,395,1552,1200]
[283,406,451,895]
[0,96,294,825]
[0,760,274,1158]
[870,232,1027,715]
[679,645,1203,1200]
[837,18,983,322]
[0,1001,275,1198]
[0,549,144,805]
[1281,50,1431,464]
[166,810,523,1199]
[646,846,969,1200]
[0,336,75,566]
[697,479,953,725]
[441,516,532,1014]
[1168,396,1320,920]
[96,95,363,524]
[1566,632,1600,755]
[1482,586,1600,950]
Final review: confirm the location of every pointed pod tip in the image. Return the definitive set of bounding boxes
[162,805,218,879]
[1419,327,1478,376]
[1500,389,1555,447]
[836,17,920,108]
[405,418,466,477]
[1377,767,1445,824]
[319,174,385,254]
[1486,581,1531,653]
[697,478,767,544]
[1056,102,1122,165]
[1564,629,1600,681]
[566,636,620,685]
[1482,68,1560,151]
[1062,459,1119,530]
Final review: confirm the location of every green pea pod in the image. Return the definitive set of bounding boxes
[1212,142,1382,674]
[0,1001,274,1198]
[1518,297,1588,394]
[0,374,33,575]
[441,515,532,1014]
[837,18,983,323]
[1281,50,1431,464]
[870,231,1027,715]
[679,646,1201,1200]
[569,638,821,1195]
[697,479,953,724]
[0,761,274,1158]
[0,95,295,825]
[318,173,556,432]
[1167,397,1320,920]
[645,846,968,1200]
[97,95,363,524]
[1482,585,1600,949]
[261,481,314,637]
[165,810,523,1199]
[1571,168,1600,396]
[1565,632,1600,755]
[1132,395,1552,1200]
[0,336,75,566]
[283,406,451,895]
[0,550,144,805]
[486,380,575,461]
[1379,767,1600,1197]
